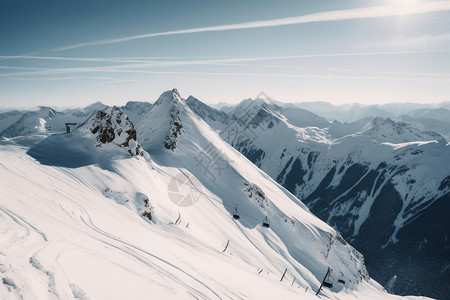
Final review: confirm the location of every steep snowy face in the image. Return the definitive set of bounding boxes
[188,97,450,299]
[138,89,184,151]
[84,106,143,156]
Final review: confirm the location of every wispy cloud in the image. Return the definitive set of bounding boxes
[0,50,433,70]
[328,67,450,78]
[362,33,450,49]
[0,55,161,64]
[56,1,450,51]
[1,50,447,82]
[0,55,234,63]
[8,76,135,85]
[2,65,450,83]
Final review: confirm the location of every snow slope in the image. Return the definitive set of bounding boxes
[0,90,427,300]
[188,96,450,299]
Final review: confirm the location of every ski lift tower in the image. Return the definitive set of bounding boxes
[65,123,78,134]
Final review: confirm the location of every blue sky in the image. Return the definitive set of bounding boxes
[1,0,450,107]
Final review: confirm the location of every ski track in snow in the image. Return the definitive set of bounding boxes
[78,207,220,299]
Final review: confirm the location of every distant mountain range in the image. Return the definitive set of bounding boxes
[282,101,450,141]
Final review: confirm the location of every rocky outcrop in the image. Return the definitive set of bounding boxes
[163,103,183,150]
[243,181,269,210]
[88,106,143,156]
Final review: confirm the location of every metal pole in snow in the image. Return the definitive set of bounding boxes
[280,268,287,282]
[175,211,181,225]
[222,240,230,252]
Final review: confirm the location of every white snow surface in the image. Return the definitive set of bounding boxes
[0,90,431,300]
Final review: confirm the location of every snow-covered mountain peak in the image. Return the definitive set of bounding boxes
[0,106,60,137]
[81,101,107,112]
[153,88,183,107]
[83,105,143,156]
[121,101,153,127]
[138,89,186,151]
[358,117,445,144]
[235,97,280,112]
[122,101,152,114]
[229,98,284,130]
[185,95,230,129]
[36,106,57,118]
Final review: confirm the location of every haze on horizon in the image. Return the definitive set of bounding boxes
[1,0,449,108]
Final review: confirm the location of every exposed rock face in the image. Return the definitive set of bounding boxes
[158,89,184,151]
[88,106,143,156]
[163,104,183,151]
[243,181,269,210]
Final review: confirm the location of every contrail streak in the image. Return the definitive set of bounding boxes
[56,1,450,50]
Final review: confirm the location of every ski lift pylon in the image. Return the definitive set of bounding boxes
[262,216,270,228]
[65,122,78,134]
